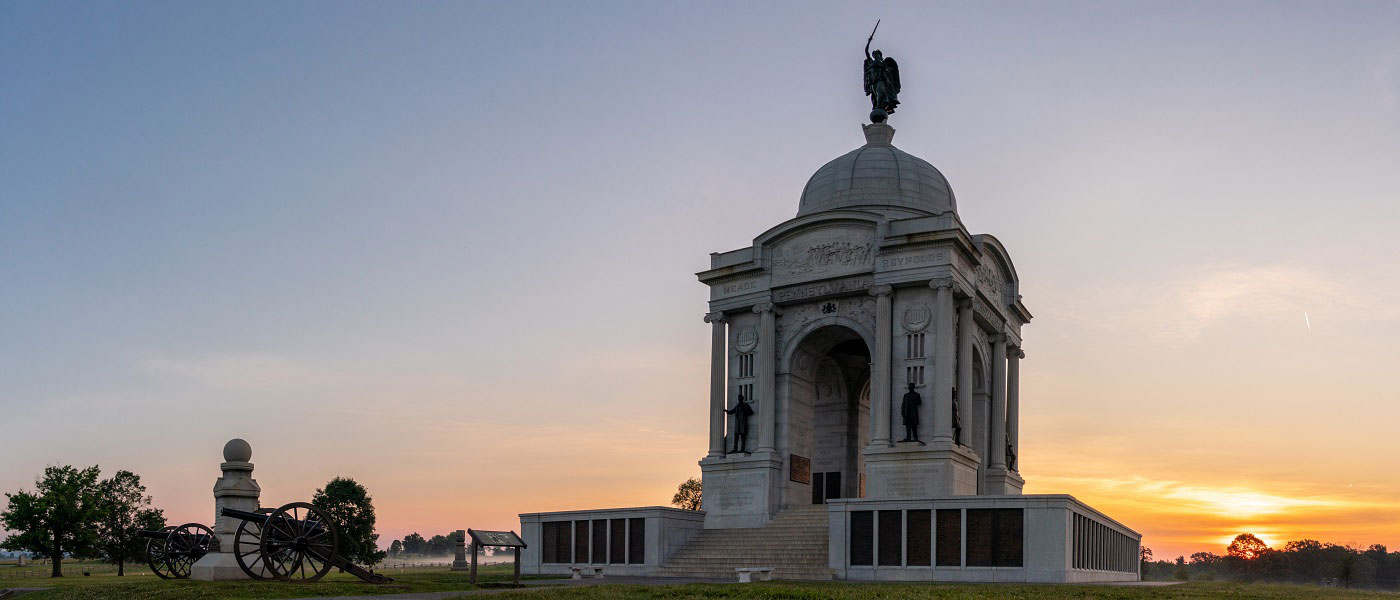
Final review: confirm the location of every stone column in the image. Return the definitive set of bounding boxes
[956,298,974,447]
[930,279,956,443]
[989,335,1008,470]
[1008,347,1023,471]
[754,302,779,453]
[705,312,727,458]
[191,438,261,580]
[869,285,893,447]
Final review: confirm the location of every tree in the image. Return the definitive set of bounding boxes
[1140,546,1153,571]
[671,477,702,511]
[0,465,104,577]
[388,539,403,558]
[427,534,451,556]
[1173,555,1189,581]
[1228,533,1269,561]
[402,532,426,555]
[94,470,165,576]
[311,477,387,566]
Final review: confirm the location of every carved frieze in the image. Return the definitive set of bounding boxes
[976,259,1006,305]
[769,226,875,286]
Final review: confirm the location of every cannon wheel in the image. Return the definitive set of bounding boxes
[166,523,217,579]
[146,525,177,579]
[260,502,337,582]
[233,518,273,580]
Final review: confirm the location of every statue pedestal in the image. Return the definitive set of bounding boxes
[983,467,1024,495]
[863,441,979,498]
[698,452,782,529]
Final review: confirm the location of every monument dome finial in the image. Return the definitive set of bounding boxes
[223,438,252,463]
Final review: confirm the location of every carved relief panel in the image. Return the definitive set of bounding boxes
[768,225,875,286]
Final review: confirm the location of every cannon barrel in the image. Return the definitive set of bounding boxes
[139,528,209,540]
[220,507,268,523]
[221,507,325,530]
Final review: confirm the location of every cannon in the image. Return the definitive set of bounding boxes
[221,501,393,583]
[139,523,218,579]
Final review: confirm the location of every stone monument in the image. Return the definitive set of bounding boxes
[190,438,261,580]
[451,529,469,571]
[520,27,1141,582]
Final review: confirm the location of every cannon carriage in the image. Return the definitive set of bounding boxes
[221,501,393,584]
[139,523,218,579]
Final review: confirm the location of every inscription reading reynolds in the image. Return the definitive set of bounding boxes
[881,251,946,270]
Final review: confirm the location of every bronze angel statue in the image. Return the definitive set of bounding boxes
[863,21,901,115]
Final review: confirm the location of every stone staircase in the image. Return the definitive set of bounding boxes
[656,505,833,580]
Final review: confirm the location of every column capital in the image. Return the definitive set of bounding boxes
[1011,347,1025,359]
[753,302,781,315]
[703,311,727,324]
[957,297,973,310]
[989,333,1007,344]
[929,277,954,291]
[869,284,893,297]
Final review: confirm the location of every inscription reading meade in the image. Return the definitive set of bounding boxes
[721,280,758,296]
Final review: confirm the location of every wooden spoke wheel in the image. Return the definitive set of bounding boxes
[260,502,338,582]
[165,523,218,579]
[233,518,273,580]
[146,525,177,579]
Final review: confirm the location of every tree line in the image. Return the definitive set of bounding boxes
[388,531,518,558]
[2,466,388,577]
[1142,533,1400,589]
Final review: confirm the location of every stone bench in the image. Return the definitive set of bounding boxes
[569,566,604,580]
[735,567,772,582]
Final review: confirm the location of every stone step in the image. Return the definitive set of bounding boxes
[659,506,832,580]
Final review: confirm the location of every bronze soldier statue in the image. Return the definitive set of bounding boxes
[725,393,755,454]
[952,387,963,445]
[863,20,901,117]
[900,382,922,443]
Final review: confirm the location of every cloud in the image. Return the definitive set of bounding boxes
[1044,263,1400,344]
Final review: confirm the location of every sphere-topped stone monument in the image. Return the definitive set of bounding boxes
[191,438,262,581]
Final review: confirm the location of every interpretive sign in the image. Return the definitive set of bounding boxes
[466,529,526,584]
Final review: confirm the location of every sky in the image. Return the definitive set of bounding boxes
[3,1,1399,561]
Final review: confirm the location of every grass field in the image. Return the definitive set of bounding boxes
[3,566,1398,600]
[1,563,525,599]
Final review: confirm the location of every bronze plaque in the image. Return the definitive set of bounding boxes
[790,454,811,484]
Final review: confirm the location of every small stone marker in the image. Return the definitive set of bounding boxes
[451,529,469,571]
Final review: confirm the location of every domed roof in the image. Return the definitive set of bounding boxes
[798,123,956,217]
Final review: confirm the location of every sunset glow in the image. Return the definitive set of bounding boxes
[3,2,1400,567]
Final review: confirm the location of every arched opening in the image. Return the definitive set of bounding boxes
[780,325,871,508]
